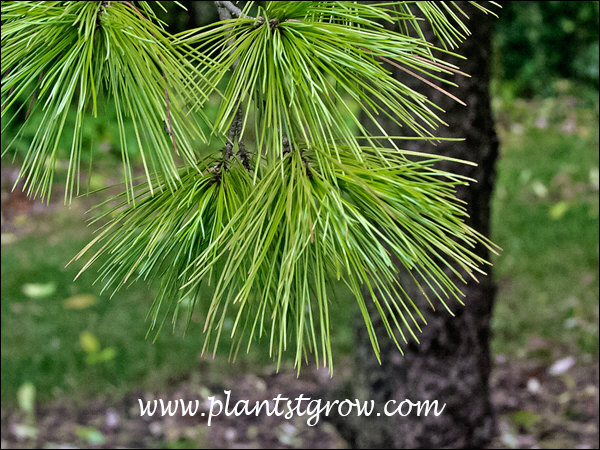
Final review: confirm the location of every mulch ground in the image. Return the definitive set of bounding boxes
[1,356,598,449]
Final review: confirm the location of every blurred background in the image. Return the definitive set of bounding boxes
[1,1,598,448]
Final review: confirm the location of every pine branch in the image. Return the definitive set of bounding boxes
[214,1,245,19]
[9,0,501,371]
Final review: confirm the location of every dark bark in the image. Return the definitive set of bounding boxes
[336,6,499,449]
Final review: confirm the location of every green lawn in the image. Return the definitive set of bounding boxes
[1,211,209,404]
[1,94,598,407]
[491,96,599,357]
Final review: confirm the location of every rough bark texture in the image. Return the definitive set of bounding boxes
[337,6,499,449]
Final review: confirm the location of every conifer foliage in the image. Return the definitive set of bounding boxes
[1,1,499,370]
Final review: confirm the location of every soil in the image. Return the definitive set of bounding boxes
[1,357,598,449]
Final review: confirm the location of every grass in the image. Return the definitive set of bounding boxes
[490,95,599,357]
[0,211,209,404]
[1,93,598,407]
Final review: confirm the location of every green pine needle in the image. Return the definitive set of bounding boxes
[178,1,479,180]
[1,1,210,202]
[73,144,498,371]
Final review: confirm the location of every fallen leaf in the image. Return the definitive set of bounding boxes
[549,201,569,220]
[500,430,519,449]
[527,378,541,394]
[1,233,17,245]
[17,382,36,415]
[548,356,576,376]
[11,423,38,440]
[98,347,116,362]
[531,180,548,198]
[63,294,97,310]
[590,167,599,190]
[75,426,106,445]
[106,408,120,429]
[510,410,542,428]
[21,282,56,299]
[79,331,100,354]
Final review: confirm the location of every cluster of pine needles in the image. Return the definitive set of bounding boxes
[2,1,499,371]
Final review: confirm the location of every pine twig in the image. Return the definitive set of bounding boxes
[235,117,252,171]
[222,107,240,160]
[282,137,313,179]
[214,1,245,19]
[213,2,253,172]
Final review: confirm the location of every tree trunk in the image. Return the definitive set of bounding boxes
[337,6,499,449]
